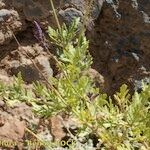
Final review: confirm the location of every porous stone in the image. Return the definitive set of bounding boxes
[87,0,150,94]
[35,55,53,78]
[59,8,83,25]
[134,77,150,92]
[0,9,11,22]
[0,112,26,141]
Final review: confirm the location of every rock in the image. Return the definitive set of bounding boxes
[49,115,78,141]
[0,9,26,45]
[62,0,86,12]
[0,9,11,22]
[0,115,5,127]
[134,77,150,92]
[12,0,26,9]
[0,31,5,44]
[7,47,53,83]
[0,100,5,108]
[0,1,5,9]
[0,73,11,83]
[49,116,66,141]
[8,59,40,83]
[131,52,140,62]
[20,45,43,58]
[59,8,83,25]
[9,60,20,68]
[0,9,14,45]
[141,11,150,23]
[11,64,40,83]
[23,1,49,21]
[35,55,53,78]
[61,0,104,18]
[87,68,105,90]
[37,128,53,142]
[8,52,52,82]
[138,0,150,15]
[10,103,39,126]
[87,0,150,94]
[92,0,104,19]
[0,112,26,141]
[59,0,104,26]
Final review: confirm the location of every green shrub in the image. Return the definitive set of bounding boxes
[1,18,150,149]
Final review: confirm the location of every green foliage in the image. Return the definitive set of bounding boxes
[1,19,150,149]
[0,73,33,106]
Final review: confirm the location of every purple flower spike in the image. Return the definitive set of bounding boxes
[33,21,48,49]
[34,21,44,41]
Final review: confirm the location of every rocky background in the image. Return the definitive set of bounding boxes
[0,0,149,149]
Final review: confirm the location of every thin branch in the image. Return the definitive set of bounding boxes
[49,0,61,31]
